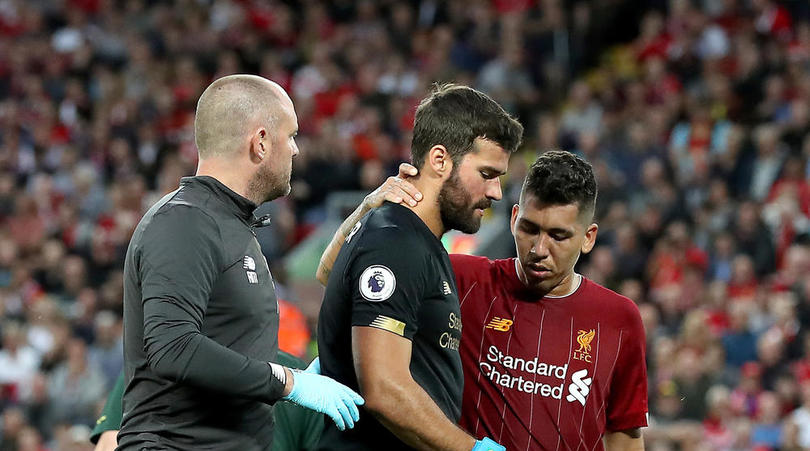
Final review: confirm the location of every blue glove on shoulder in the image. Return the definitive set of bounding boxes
[282,370,364,431]
[472,437,505,451]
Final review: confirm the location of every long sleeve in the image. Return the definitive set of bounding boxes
[138,206,286,403]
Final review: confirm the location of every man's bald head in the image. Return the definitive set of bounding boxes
[194,74,292,158]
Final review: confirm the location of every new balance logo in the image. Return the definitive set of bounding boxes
[442,281,452,295]
[244,255,258,284]
[268,362,286,384]
[486,317,513,332]
[566,369,592,405]
[346,221,362,243]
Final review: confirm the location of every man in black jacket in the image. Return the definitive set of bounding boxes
[118,74,362,451]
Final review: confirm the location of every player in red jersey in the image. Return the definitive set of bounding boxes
[452,150,647,450]
[318,151,648,450]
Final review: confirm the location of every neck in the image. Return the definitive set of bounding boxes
[547,272,581,297]
[196,158,254,203]
[515,260,581,298]
[403,175,445,238]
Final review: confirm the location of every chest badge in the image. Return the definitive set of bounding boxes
[573,329,595,363]
[485,317,513,332]
[244,255,258,284]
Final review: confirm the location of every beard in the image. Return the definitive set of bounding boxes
[248,162,289,204]
[438,169,491,234]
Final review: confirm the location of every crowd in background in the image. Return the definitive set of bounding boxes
[0,0,810,449]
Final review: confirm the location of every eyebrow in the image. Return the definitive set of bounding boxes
[519,218,574,235]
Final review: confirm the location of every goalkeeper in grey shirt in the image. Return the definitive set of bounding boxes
[118,74,362,451]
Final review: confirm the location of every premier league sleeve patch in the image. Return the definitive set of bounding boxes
[359,265,396,302]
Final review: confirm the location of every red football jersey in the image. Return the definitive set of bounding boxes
[451,254,648,450]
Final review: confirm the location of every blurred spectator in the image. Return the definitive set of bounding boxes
[750,391,784,448]
[0,0,807,447]
[46,337,105,430]
[731,362,766,418]
[733,201,776,275]
[669,99,732,187]
[476,42,538,116]
[560,81,603,147]
[87,311,122,389]
[0,322,40,404]
[787,381,810,449]
[748,124,788,202]
[722,303,760,368]
[0,406,25,451]
[702,385,736,449]
[15,425,46,451]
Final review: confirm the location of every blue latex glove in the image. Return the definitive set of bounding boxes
[282,371,364,431]
[305,357,320,374]
[472,437,505,451]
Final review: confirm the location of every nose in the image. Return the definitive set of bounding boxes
[486,177,503,201]
[292,140,299,157]
[531,234,551,258]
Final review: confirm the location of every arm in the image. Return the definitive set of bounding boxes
[140,207,361,429]
[93,431,118,451]
[340,226,500,450]
[90,372,124,446]
[604,303,649,441]
[604,428,643,451]
[316,163,421,285]
[142,295,294,401]
[139,207,289,402]
[353,326,475,451]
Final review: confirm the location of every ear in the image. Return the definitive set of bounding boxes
[426,145,452,178]
[250,127,269,163]
[510,204,519,236]
[581,223,599,254]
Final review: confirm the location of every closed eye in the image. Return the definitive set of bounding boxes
[480,170,502,180]
[519,222,539,235]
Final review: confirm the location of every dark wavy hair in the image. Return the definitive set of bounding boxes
[521,150,598,222]
[411,84,524,169]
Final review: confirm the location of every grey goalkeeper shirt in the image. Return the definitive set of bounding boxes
[119,176,284,451]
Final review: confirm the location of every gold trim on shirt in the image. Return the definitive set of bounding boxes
[369,315,406,336]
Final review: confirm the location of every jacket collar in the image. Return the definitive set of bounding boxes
[179,176,257,222]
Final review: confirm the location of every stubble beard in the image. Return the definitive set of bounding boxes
[248,162,289,204]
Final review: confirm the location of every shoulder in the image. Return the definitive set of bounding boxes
[353,207,430,255]
[353,223,426,257]
[133,194,224,258]
[149,201,222,239]
[449,253,493,277]
[581,278,643,326]
[363,203,419,231]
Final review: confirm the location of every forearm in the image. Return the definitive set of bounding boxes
[366,378,475,451]
[604,429,644,451]
[143,298,288,402]
[316,201,371,285]
[93,430,118,451]
[317,165,422,285]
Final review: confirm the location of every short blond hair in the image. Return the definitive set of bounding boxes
[194,74,283,158]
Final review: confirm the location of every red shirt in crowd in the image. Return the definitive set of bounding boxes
[451,254,648,450]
